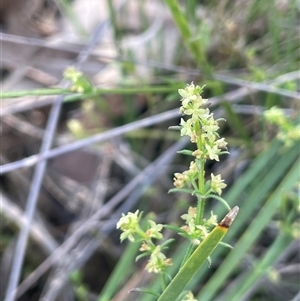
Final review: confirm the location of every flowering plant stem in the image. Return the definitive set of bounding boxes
[157,207,239,301]
[116,83,237,301]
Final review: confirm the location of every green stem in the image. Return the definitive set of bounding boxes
[1,85,181,99]
[163,0,212,74]
[161,273,168,290]
[136,227,148,240]
[1,89,70,98]
[194,116,206,225]
[195,158,205,225]
[196,197,205,226]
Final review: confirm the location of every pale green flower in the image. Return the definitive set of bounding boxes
[64,66,83,83]
[183,99,209,122]
[186,161,199,179]
[180,118,193,137]
[190,132,200,143]
[181,206,197,226]
[181,95,198,108]
[202,115,219,133]
[139,242,151,252]
[178,86,197,108]
[189,161,198,172]
[264,106,285,126]
[203,211,218,227]
[265,106,300,147]
[195,225,209,237]
[180,206,216,245]
[178,83,199,99]
[211,174,227,195]
[116,210,141,242]
[146,220,163,240]
[181,222,208,245]
[202,131,216,144]
[173,172,187,188]
[192,149,204,159]
[64,66,93,93]
[179,83,207,109]
[205,144,220,161]
[173,161,198,188]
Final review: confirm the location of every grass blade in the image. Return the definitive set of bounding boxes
[157,207,239,301]
[196,157,300,301]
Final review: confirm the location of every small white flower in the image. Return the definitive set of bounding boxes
[146,220,163,240]
[202,115,219,133]
[173,172,187,188]
[181,206,197,225]
[180,118,193,137]
[216,138,228,149]
[116,210,141,242]
[211,174,227,195]
[205,144,220,161]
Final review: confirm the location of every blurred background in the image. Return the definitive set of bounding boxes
[1,0,299,301]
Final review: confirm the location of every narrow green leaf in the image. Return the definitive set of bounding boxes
[206,194,231,210]
[131,288,160,298]
[157,207,239,301]
[97,242,140,301]
[177,149,194,156]
[168,188,194,194]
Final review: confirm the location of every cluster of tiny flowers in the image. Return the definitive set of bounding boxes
[116,210,142,242]
[173,83,228,196]
[143,245,173,273]
[264,106,300,147]
[116,210,172,273]
[211,173,227,196]
[116,83,230,285]
[178,83,228,159]
[64,66,93,93]
[173,161,198,189]
[181,207,218,245]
